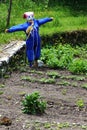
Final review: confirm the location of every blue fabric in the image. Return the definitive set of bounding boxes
[8,17,53,66]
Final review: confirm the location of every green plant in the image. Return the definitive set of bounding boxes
[44,122,51,128]
[0,84,5,88]
[73,76,85,81]
[81,83,87,90]
[72,82,78,87]
[21,76,35,82]
[22,91,47,115]
[61,89,67,95]
[41,44,74,69]
[40,77,55,84]
[47,71,61,78]
[57,80,70,86]
[0,91,4,95]
[57,122,70,129]
[69,58,87,74]
[76,98,84,109]
[41,44,87,75]
[81,125,87,129]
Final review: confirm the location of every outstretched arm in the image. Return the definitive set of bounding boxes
[38,17,53,26]
[5,23,27,33]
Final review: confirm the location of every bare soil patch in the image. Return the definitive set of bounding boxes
[0,66,87,130]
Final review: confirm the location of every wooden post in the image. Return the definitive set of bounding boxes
[6,0,12,27]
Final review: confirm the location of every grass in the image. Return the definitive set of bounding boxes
[0,2,87,44]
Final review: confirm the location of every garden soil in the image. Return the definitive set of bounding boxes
[0,66,87,130]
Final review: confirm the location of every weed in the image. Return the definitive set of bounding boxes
[22,91,47,115]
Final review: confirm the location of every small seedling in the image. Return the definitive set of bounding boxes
[73,76,85,81]
[4,75,10,79]
[47,71,61,79]
[18,91,26,96]
[81,125,87,129]
[0,84,5,88]
[72,82,78,87]
[81,83,87,90]
[76,98,84,109]
[57,122,70,129]
[44,122,51,128]
[39,78,55,84]
[0,91,4,95]
[57,80,70,86]
[61,89,67,95]
[21,76,35,82]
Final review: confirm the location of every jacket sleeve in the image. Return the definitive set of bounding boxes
[8,23,27,33]
[38,17,53,26]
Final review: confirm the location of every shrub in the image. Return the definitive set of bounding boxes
[22,91,47,115]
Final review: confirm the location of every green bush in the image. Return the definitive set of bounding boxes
[22,92,47,115]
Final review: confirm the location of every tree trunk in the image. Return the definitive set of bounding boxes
[6,0,12,27]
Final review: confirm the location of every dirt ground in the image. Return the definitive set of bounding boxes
[0,66,87,130]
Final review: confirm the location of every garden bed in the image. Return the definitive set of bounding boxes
[0,65,87,130]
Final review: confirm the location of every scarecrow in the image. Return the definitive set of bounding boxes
[5,12,53,67]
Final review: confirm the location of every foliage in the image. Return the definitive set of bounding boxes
[41,44,87,74]
[41,44,74,69]
[22,91,47,115]
[69,58,87,74]
[48,0,87,12]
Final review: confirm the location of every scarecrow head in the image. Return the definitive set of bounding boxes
[23,12,34,21]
